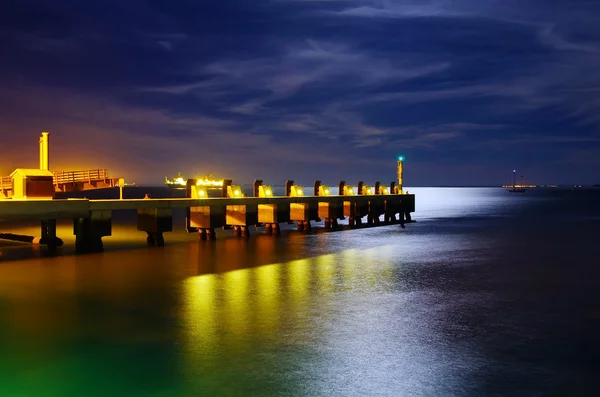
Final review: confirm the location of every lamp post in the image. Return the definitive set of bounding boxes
[397,156,404,194]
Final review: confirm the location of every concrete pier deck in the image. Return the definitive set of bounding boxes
[0,192,415,253]
[0,194,414,220]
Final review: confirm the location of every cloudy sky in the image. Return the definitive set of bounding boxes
[1,0,599,186]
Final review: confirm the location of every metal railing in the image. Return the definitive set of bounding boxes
[0,176,12,191]
[53,169,109,185]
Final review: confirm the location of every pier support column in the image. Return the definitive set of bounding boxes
[38,219,63,251]
[231,225,251,238]
[372,214,381,225]
[368,198,384,226]
[74,211,111,254]
[404,209,412,223]
[330,218,339,229]
[355,216,363,228]
[302,221,312,233]
[241,226,250,238]
[137,208,172,247]
[263,223,280,235]
[146,232,165,247]
[296,220,312,233]
[384,200,398,224]
[272,223,280,236]
[198,228,216,241]
[41,219,56,241]
[208,229,216,240]
[398,200,406,228]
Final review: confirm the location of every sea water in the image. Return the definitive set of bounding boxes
[0,188,598,396]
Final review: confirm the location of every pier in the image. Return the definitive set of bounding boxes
[0,183,415,253]
[0,132,415,254]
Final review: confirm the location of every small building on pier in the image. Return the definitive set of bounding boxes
[9,168,55,200]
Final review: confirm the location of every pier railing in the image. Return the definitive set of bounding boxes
[1,169,116,195]
[52,169,110,186]
[0,176,12,192]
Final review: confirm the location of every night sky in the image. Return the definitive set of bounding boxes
[1,0,599,186]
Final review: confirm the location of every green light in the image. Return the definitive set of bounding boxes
[398,156,405,162]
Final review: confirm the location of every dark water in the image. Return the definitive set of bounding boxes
[0,188,599,396]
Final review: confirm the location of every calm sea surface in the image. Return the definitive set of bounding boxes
[0,187,599,396]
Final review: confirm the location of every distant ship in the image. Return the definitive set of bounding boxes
[507,170,527,193]
[165,172,224,189]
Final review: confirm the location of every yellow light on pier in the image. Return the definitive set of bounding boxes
[381,187,389,195]
[228,185,244,198]
[198,188,207,197]
[290,185,304,197]
[365,187,372,195]
[318,185,331,196]
[259,185,274,197]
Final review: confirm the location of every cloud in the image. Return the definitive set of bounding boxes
[535,24,600,54]
[143,40,450,102]
[156,41,173,51]
[316,0,500,18]
[325,1,600,54]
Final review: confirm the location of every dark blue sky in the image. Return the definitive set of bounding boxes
[1,0,599,186]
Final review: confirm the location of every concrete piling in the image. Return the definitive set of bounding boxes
[186,178,225,240]
[317,181,340,229]
[137,208,172,247]
[39,219,63,251]
[74,210,111,253]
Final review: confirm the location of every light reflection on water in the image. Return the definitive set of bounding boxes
[406,187,527,220]
[0,188,598,396]
[179,244,469,396]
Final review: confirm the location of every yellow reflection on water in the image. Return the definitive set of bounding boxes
[183,274,217,352]
[340,249,359,287]
[180,242,401,378]
[315,254,336,294]
[286,258,311,303]
[369,244,396,287]
[254,264,281,333]
[222,269,251,337]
